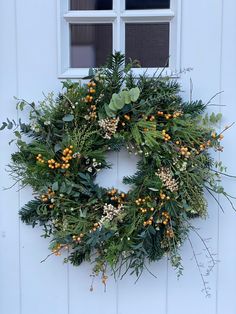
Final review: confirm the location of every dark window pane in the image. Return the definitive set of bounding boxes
[70,0,112,10]
[126,0,170,10]
[70,24,112,68]
[125,23,169,67]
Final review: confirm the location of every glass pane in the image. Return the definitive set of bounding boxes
[125,23,169,67]
[70,0,112,10]
[70,24,112,68]
[126,0,170,10]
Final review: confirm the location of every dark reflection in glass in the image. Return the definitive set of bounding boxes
[125,23,169,67]
[70,24,112,68]
[70,0,112,10]
[126,0,170,10]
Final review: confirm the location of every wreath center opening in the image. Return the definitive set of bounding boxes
[95,148,140,192]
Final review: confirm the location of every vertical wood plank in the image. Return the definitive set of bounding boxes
[0,1,21,313]
[217,0,236,312]
[167,0,223,313]
[117,149,168,314]
[15,1,69,314]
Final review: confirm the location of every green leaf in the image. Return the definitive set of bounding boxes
[111,94,124,110]
[121,90,131,104]
[131,125,142,145]
[105,104,116,117]
[52,182,59,191]
[63,114,74,122]
[80,208,87,218]
[148,187,159,192]
[14,131,21,139]
[129,87,140,102]
[0,122,8,130]
[78,172,89,181]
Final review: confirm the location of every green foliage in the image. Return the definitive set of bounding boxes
[106,87,140,117]
[1,53,234,290]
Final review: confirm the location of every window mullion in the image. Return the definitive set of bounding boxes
[113,0,121,52]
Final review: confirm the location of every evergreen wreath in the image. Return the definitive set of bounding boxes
[1,53,235,290]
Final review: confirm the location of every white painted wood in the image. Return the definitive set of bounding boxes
[12,1,68,314]
[1,0,236,313]
[0,2,21,314]
[216,0,236,312]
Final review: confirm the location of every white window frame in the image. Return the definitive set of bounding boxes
[57,0,182,78]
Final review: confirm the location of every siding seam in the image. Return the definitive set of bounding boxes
[116,152,119,314]
[14,0,22,313]
[216,0,224,313]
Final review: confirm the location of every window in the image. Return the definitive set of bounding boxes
[58,0,182,78]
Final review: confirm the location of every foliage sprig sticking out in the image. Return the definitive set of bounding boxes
[1,53,235,293]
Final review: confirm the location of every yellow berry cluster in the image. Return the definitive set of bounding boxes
[72,233,84,243]
[166,228,174,238]
[179,146,191,157]
[52,243,62,256]
[149,115,155,121]
[124,114,131,121]
[162,130,171,141]
[85,81,96,103]
[108,189,126,203]
[87,81,96,92]
[41,188,55,208]
[91,222,100,232]
[36,154,45,164]
[120,114,131,127]
[61,146,73,169]
[165,113,172,120]
[48,159,61,169]
[157,111,182,119]
[140,206,155,214]
[212,132,224,140]
[85,95,93,103]
[89,104,97,120]
[162,211,170,225]
[199,143,206,152]
[108,188,118,196]
[143,216,154,226]
[135,197,150,206]
[160,192,170,201]
[173,111,182,118]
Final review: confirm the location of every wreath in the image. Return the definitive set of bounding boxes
[1,53,234,289]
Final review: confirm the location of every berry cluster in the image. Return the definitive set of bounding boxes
[162,211,170,225]
[61,146,73,169]
[72,233,84,243]
[48,159,61,169]
[143,216,154,226]
[162,130,171,141]
[36,154,45,164]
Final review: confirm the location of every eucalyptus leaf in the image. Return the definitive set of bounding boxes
[63,114,74,122]
[52,182,59,191]
[129,87,140,102]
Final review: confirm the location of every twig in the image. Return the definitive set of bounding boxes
[187,235,211,297]
[204,186,225,213]
[206,91,224,106]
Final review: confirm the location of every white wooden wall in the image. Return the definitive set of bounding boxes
[1,1,236,313]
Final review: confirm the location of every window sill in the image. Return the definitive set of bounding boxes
[58,67,180,80]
